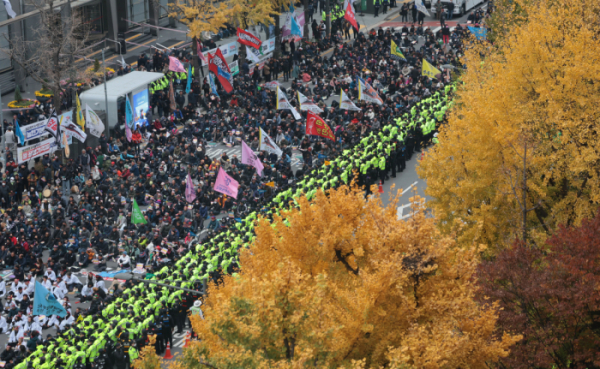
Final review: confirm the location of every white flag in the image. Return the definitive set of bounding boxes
[119,55,127,68]
[246,46,261,63]
[44,110,59,139]
[275,87,302,120]
[3,0,16,18]
[357,77,383,105]
[297,91,323,114]
[339,89,361,111]
[415,0,431,17]
[61,120,87,143]
[259,127,282,157]
[85,104,105,138]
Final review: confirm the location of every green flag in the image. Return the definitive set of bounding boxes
[131,199,147,224]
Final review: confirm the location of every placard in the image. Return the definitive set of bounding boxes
[17,137,59,164]
[200,42,239,66]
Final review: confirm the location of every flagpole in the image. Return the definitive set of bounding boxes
[102,43,110,140]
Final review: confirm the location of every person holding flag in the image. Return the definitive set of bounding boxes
[185,63,193,94]
[306,112,336,141]
[391,40,407,61]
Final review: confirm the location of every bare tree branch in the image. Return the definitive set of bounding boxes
[0,0,91,109]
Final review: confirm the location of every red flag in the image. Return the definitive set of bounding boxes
[306,111,336,141]
[236,28,262,50]
[215,49,231,73]
[343,0,359,30]
[208,52,233,93]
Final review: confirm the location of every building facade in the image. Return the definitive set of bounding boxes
[0,0,174,93]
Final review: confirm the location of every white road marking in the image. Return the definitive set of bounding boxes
[173,330,191,347]
[401,181,418,195]
[397,203,413,219]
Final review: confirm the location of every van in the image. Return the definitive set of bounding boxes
[430,0,485,17]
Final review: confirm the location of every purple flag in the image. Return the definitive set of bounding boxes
[168,56,186,73]
[185,174,196,203]
[213,167,239,199]
[241,140,264,176]
[125,124,132,142]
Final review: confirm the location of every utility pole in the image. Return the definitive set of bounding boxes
[102,44,110,140]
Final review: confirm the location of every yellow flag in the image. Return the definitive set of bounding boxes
[62,131,70,158]
[390,40,406,61]
[76,93,85,129]
[422,59,442,78]
[324,160,331,166]
[265,182,275,187]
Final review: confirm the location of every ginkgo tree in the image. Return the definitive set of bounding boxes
[224,0,278,62]
[166,186,519,369]
[167,0,233,80]
[418,0,600,251]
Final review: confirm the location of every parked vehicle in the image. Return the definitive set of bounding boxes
[431,0,485,17]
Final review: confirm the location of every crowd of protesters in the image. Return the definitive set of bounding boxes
[0,1,494,367]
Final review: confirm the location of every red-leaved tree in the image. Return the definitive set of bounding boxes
[478,213,600,369]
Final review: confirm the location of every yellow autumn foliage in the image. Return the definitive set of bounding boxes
[132,335,162,369]
[168,0,234,40]
[418,0,600,250]
[171,187,519,369]
[168,0,289,40]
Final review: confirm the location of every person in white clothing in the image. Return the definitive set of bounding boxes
[23,280,34,296]
[10,280,26,295]
[23,316,42,336]
[13,287,25,302]
[44,268,56,282]
[11,312,26,329]
[45,315,61,329]
[117,251,131,269]
[56,277,69,297]
[58,312,74,332]
[41,275,52,290]
[64,272,83,292]
[94,276,108,293]
[52,284,66,300]
[7,326,23,345]
[79,283,94,302]
[0,315,8,333]
[0,277,6,298]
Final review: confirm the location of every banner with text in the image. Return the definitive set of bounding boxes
[200,42,239,66]
[17,137,59,164]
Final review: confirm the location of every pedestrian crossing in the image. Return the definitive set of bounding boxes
[203,144,303,167]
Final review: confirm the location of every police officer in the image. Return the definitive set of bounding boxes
[150,322,164,354]
[160,310,175,350]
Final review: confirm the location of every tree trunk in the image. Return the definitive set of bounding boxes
[53,84,61,111]
[274,13,282,59]
[303,0,310,40]
[239,19,248,63]
[192,36,202,82]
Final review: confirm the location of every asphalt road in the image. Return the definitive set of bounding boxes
[0,1,489,363]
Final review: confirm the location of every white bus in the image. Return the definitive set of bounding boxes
[430,0,485,17]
